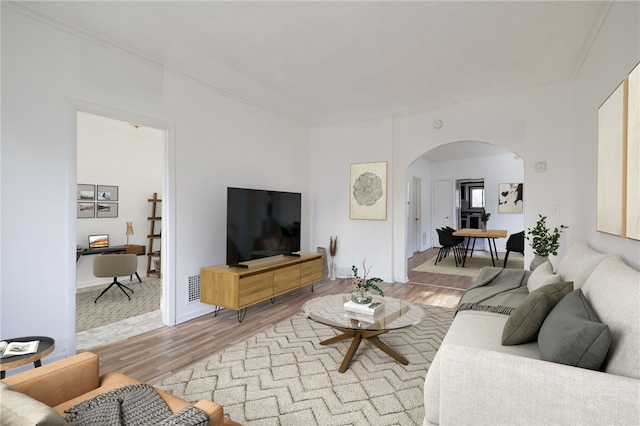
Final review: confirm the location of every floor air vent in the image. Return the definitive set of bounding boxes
[188,275,201,302]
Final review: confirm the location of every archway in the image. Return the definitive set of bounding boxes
[405,140,524,282]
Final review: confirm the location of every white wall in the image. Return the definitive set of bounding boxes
[76,111,164,288]
[571,1,640,262]
[391,81,578,278]
[406,156,432,254]
[309,81,576,281]
[309,117,393,280]
[1,7,309,363]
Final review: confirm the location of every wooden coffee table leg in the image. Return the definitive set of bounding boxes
[367,335,409,365]
[319,328,409,372]
[339,331,364,373]
[319,330,363,373]
[320,330,356,345]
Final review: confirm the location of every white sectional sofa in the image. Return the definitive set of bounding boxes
[424,244,640,425]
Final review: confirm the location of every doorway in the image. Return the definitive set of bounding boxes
[458,179,485,229]
[431,179,453,247]
[75,111,165,350]
[405,141,524,282]
[410,177,422,254]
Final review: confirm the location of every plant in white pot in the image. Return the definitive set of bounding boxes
[526,214,568,270]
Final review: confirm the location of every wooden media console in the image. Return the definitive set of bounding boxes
[200,252,323,322]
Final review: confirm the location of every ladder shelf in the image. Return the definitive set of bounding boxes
[146,192,162,278]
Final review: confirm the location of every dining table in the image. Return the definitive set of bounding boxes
[452,228,508,267]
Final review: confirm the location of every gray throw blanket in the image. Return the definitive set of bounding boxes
[65,384,210,426]
[457,267,531,315]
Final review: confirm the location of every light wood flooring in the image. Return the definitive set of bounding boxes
[88,248,473,384]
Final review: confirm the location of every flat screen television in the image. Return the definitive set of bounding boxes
[226,187,301,267]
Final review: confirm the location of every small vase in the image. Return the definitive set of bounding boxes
[330,262,337,281]
[481,222,487,231]
[351,288,372,304]
[530,255,549,271]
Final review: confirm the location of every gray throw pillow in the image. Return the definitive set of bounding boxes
[502,281,573,345]
[0,382,67,426]
[538,289,611,370]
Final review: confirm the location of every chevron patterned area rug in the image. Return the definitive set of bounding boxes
[413,252,524,277]
[154,304,454,425]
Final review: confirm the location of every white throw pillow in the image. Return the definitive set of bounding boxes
[556,243,610,289]
[527,260,562,292]
[581,256,640,379]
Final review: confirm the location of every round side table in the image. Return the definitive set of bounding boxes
[0,336,55,379]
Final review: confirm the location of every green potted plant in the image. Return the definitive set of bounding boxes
[481,209,491,230]
[526,214,568,270]
[351,259,384,304]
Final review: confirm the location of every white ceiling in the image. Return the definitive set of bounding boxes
[16,1,608,127]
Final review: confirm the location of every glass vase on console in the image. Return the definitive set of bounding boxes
[351,287,372,304]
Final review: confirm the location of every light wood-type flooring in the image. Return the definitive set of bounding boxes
[88,248,473,384]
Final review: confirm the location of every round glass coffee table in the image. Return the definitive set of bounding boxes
[301,294,425,373]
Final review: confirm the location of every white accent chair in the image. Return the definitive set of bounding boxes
[92,254,138,303]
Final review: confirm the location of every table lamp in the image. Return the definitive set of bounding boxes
[125,221,134,245]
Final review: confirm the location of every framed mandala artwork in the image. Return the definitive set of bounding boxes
[350,161,387,220]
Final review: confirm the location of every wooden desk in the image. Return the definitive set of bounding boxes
[76,244,146,261]
[452,228,508,267]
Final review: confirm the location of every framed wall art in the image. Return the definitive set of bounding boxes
[349,161,387,220]
[597,80,626,236]
[97,202,118,218]
[77,184,95,201]
[77,202,95,218]
[97,185,118,201]
[626,62,639,240]
[596,61,640,240]
[498,183,523,213]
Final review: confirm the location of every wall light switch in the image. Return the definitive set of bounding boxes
[535,161,547,172]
